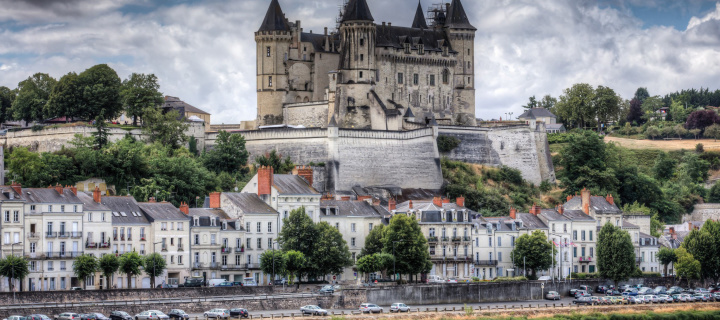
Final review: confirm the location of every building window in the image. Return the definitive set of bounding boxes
[404,43,411,54]
[246,222,251,232]
[268,76,272,87]
[563,224,567,232]
[589,231,593,241]
[61,205,65,212]
[360,38,364,46]
[257,222,261,233]
[573,247,577,258]
[498,252,502,262]
[257,238,262,249]
[398,73,404,84]
[497,236,501,247]
[352,252,356,262]
[590,247,594,257]
[511,236,515,247]
[581,247,586,257]
[369,223,373,231]
[418,44,424,54]
[429,228,435,237]
[4,211,9,222]
[573,231,577,240]
[581,231,586,241]
[268,222,272,233]
[442,69,449,84]
[88,212,93,222]
[335,223,339,229]
[246,238,251,249]
[360,54,364,61]
[351,223,356,232]
[268,238,273,249]
[359,71,363,78]
[488,237,492,247]
[102,212,106,221]
[351,238,356,247]
[266,47,271,57]
[430,75,435,86]
[413,74,419,85]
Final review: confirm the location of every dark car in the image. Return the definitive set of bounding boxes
[596,285,610,293]
[605,290,622,296]
[183,278,204,287]
[109,312,131,320]
[573,297,595,305]
[167,310,188,320]
[80,314,109,320]
[26,315,52,320]
[229,309,248,318]
[232,282,243,287]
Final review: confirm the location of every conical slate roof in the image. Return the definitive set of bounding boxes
[412,1,428,29]
[342,0,374,22]
[258,0,291,32]
[328,115,338,127]
[445,0,476,30]
[404,107,415,118]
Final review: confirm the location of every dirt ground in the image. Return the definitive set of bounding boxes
[604,136,720,151]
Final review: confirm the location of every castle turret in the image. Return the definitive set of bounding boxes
[412,1,429,29]
[445,0,476,126]
[255,0,292,126]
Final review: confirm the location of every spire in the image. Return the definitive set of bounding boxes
[258,0,291,32]
[445,0,476,30]
[341,0,374,22]
[404,107,415,118]
[412,1,428,29]
[328,115,338,127]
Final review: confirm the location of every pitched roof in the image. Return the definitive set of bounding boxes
[258,0,291,32]
[20,188,82,204]
[404,107,415,118]
[222,193,278,214]
[0,186,23,201]
[564,195,621,214]
[328,114,338,127]
[188,208,239,229]
[138,202,189,221]
[539,209,570,221]
[516,213,548,229]
[622,220,639,229]
[546,124,565,130]
[518,108,557,120]
[412,1,428,29]
[101,196,151,225]
[188,208,231,220]
[376,25,451,52]
[77,192,109,211]
[342,0,374,22]
[320,200,388,217]
[561,209,595,221]
[445,0,475,30]
[163,96,210,115]
[273,174,319,195]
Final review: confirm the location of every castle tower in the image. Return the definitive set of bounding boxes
[255,0,292,126]
[412,1,428,29]
[338,0,376,83]
[445,0,477,125]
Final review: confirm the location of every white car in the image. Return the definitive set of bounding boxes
[299,306,327,316]
[203,309,229,320]
[359,303,383,313]
[5,316,25,320]
[134,311,168,320]
[390,303,410,313]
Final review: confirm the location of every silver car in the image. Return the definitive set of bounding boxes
[359,303,383,313]
[5,316,26,320]
[202,310,229,320]
[56,314,80,320]
[300,306,327,316]
[390,303,410,313]
[134,311,168,320]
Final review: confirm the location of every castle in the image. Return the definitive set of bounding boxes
[255,0,477,129]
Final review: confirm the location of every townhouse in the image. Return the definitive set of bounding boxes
[77,189,113,289]
[0,183,25,292]
[137,200,191,285]
[101,195,152,288]
[188,206,245,282]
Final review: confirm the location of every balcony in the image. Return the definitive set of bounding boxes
[99,242,111,248]
[113,235,118,241]
[452,236,462,242]
[126,236,132,241]
[636,257,643,264]
[221,247,232,254]
[246,263,260,269]
[193,262,204,269]
[27,232,40,240]
[71,232,82,238]
[161,245,168,252]
[427,236,438,243]
[120,234,126,241]
[579,256,592,263]
[140,236,146,241]
[463,236,471,241]
[210,262,219,269]
[46,232,57,238]
[25,253,45,259]
[47,267,54,271]
[441,237,450,242]
[429,251,436,255]
[474,260,498,266]
[86,242,98,249]
[178,245,184,251]
[46,251,83,259]
[235,247,244,253]
[58,232,70,238]
[222,264,245,271]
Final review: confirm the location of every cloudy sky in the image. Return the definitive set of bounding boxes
[1,0,719,123]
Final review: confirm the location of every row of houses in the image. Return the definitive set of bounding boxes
[0,166,662,291]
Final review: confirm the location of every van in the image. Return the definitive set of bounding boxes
[208,279,228,287]
[427,275,444,283]
[183,278,204,287]
[243,277,258,286]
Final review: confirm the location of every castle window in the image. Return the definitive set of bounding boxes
[468,77,471,84]
[418,44,424,55]
[413,74,419,85]
[442,69,449,84]
[360,54,364,61]
[360,38,365,46]
[404,43,411,54]
[268,76,273,87]
[398,73,404,84]
[468,49,470,55]
[303,46,306,52]
[266,47,271,57]
[359,71,363,78]
[467,61,471,69]
[430,75,435,86]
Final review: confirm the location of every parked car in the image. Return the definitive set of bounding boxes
[109,312,132,320]
[696,288,711,294]
[574,290,591,298]
[712,292,720,301]
[134,311,168,320]
[573,297,595,305]
[228,309,248,318]
[622,288,638,296]
[679,294,695,302]
[619,284,631,291]
[598,297,611,305]
[390,303,410,313]
[216,282,233,287]
[56,313,80,320]
[319,285,335,294]
[667,287,683,295]
[5,316,25,320]
[545,291,561,300]
[626,296,642,304]
[26,315,51,320]
[182,278,204,287]
[167,310,188,320]
[638,287,653,295]
[80,314,109,320]
[446,278,458,283]
[202,309,229,320]
[242,277,257,287]
[590,297,603,305]
[605,290,622,296]
[695,293,712,302]
[359,303,383,313]
[596,285,610,293]
[300,306,327,316]
[70,287,83,290]
[273,279,287,285]
[427,275,445,283]
[658,294,673,303]
[653,286,667,295]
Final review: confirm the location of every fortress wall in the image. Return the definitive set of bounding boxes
[238,128,330,165]
[1,126,145,153]
[283,101,329,128]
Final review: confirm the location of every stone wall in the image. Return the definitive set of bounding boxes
[687,203,720,222]
[283,101,329,128]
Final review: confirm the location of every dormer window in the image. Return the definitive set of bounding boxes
[418,44,424,55]
[222,222,227,230]
[442,46,449,56]
[194,218,199,226]
[404,43,411,54]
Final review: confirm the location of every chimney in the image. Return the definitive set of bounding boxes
[148,197,156,203]
[388,198,396,211]
[258,166,274,196]
[69,185,77,196]
[456,196,465,208]
[669,227,675,235]
[409,200,413,209]
[209,192,221,209]
[388,22,392,27]
[558,205,564,215]
[324,27,328,35]
[566,195,572,202]
[54,183,63,195]
[358,195,371,202]
[606,194,614,205]
[433,196,442,207]
[382,22,386,26]
[581,188,591,215]
[295,166,314,186]
[529,203,540,216]
[179,202,189,215]
[93,186,101,203]
[341,196,351,201]
[11,181,21,195]
[442,198,450,204]
[509,207,517,220]
[372,198,380,206]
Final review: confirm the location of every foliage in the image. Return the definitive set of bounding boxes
[634,87,650,103]
[143,253,167,288]
[356,253,380,281]
[0,86,16,123]
[696,143,704,152]
[260,250,286,284]
[709,183,720,203]
[0,255,30,292]
[626,98,644,125]
[653,152,677,181]
[278,207,317,276]
[311,222,353,278]
[656,247,677,276]
[76,64,123,121]
[283,250,306,284]
[682,220,720,282]
[98,253,120,289]
[255,150,295,174]
[509,230,555,279]
[521,95,538,109]
[140,107,188,149]
[597,222,636,285]
[120,73,164,126]
[359,224,385,258]
[73,254,98,289]
[593,85,621,130]
[437,135,461,153]
[381,214,432,280]
[119,251,143,289]
[492,276,528,282]
[558,131,618,196]
[46,72,81,120]
[640,96,664,120]
[704,124,720,141]
[188,136,198,156]
[675,247,701,281]
[203,130,249,174]
[11,73,57,122]
[554,83,595,129]
[685,110,719,131]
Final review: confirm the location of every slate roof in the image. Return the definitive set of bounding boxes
[163,96,210,115]
[188,208,231,220]
[102,196,150,225]
[445,0,476,30]
[77,192,109,211]
[404,107,415,118]
[300,32,340,53]
[342,0,374,22]
[561,209,595,221]
[564,196,621,214]
[258,0,291,32]
[412,1,429,29]
[547,124,565,130]
[188,208,240,229]
[518,108,557,120]
[328,115,338,127]
[273,174,319,195]
[21,188,82,204]
[481,217,521,231]
[394,200,475,214]
[0,186,23,201]
[222,193,278,214]
[539,209,570,221]
[319,200,388,217]
[623,221,639,229]
[138,202,189,221]
[639,232,659,246]
[516,213,548,229]
[376,25,452,52]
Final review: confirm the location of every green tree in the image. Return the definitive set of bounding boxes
[278,207,318,277]
[98,253,120,289]
[0,255,29,292]
[645,126,661,140]
[522,96,538,109]
[73,254,98,289]
[311,222,353,279]
[76,64,123,121]
[656,247,677,277]
[188,136,199,156]
[539,95,557,110]
[119,251,143,289]
[141,107,189,149]
[46,72,81,120]
[356,253,380,281]
[709,183,720,203]
[0,86,18,123]
[510,230,555,279]
[381,214,432,282]
[555,83,595,129]
[653,152,677,181]
[597,222,636,285]
[593,85,620,131]
[675,247,701,283]
[260,249,286,284]
[144,253,167,289]
[558,131,618,196]
[690,129,702,139]
[283,250,306,284]
[11,73,57,123]
[255,150,295,174]
[437,135,461,153]
[640,96,665,121]
[704,124,720,141]
[683,220,720,282]
[7,147,46,186]
[359,224,385,257]
[634,87,650,103]
[120,73,164,126]
[203,130,249,174]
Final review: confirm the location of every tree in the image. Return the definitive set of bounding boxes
[359,224,385,257]
[310,222,353,279]
[437,135,461,153]
[674,124,689,139]
[0,255,29,292]
[255,150,295,174]
[640,96,664,120]
[46,72,81,120]
[597,222,636,285]
[356,253,380,281]
[119,251,143,289]
[120,73,164,126]
[634,88,650,103]
[278,207,318,277]
[76,64,123,121]
[539,95,557,110]
[593,85,620,131]
[283,250,306,284]
[690,129,702,139]
[381,214,432,282]
[11,73,57,123]
[645,126,661,140]
[626,98,644,125]
[656,247,677,277]
[144,253,167,289]
[709,183,720,203]
[675,247,701,283]
[558,131,618,196]
[510,230,555,279]
[705,124,720,141]
[682,220,720,282]
[555,83,595,129]
[98,253,120,289]
[685,110,720,131]
[653,152,677,181]
[73,254,98,289]
[0,86,17,123]
[522,96,538,109]
[203,130,249,174]
[141,107,189,149]
[260,250,286,284]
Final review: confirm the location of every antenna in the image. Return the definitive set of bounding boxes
[335,0,349,31]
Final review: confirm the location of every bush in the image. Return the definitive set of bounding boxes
[696,143,704,153]
[547,133,569,144]
[492,276,527,282]
[437,135,461,153]
[31,124,44,132]
[539,181,552,193]
[570,272,598,279]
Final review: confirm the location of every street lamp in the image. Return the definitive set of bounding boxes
[392,240,405,282]
[152,241,162,288]
[11,241,22,303]
[272,242,277,285]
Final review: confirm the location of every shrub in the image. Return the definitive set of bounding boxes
[696,143,704,153]
[31,124,44,132]
[492,276,527,282]
[539,181,552,193]
[437,135,461,153]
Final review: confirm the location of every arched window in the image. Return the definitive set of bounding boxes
[303,97,310,102]
[442,69,449,84]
